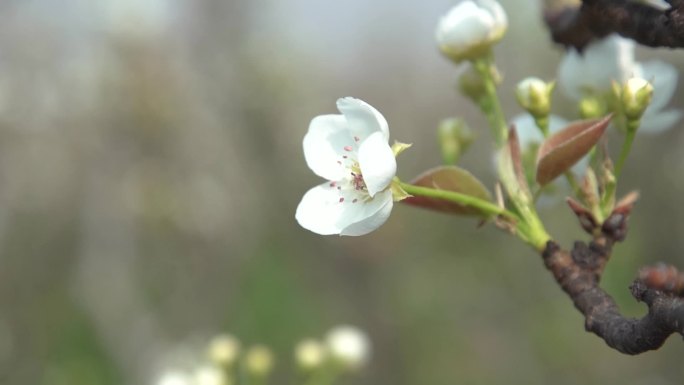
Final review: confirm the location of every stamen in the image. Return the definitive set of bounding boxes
[354,136,360,142]
[352,199,358,203]
[329,181,336,187]
[339,197,345,203]
[343,145,353,152]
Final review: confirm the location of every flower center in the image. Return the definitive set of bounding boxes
[331,140,370,204]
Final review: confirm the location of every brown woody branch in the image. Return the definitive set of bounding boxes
[541,204,684,354]
[544,0,684,50]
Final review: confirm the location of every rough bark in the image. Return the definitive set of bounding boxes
[540,207,684,354]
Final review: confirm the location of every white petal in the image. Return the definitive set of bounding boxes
[295,183,393,236]
[437,2,491,43]
[437,2,479,37]
[639,60,678,112]
[479,0,507,30]
[337,97,389,142]
[439,12,494,49]
[340,190,393,236]
[358,132,396,197]
[303,114,353,181]
[295,182,349,235]
[639,109,683,134]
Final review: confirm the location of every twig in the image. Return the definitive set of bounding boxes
[541,198,684,354]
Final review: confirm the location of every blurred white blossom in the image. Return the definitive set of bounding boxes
[207,334,240,367]
[156,370,192,385]
[193,366,227,385]
[325,325,370,370]
[245,345,274,376]
[558,34,681,133]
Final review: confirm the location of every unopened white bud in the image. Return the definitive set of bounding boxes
[619,77,653,121]
[325,325,370,371]
[515,77,554,118]
[436,0,508,63]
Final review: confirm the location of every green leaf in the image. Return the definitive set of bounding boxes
[536,115,612,186]
[403,166,492,216]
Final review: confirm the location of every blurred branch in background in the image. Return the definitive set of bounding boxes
[543,0,684,50]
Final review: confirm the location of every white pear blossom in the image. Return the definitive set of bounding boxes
[558,34,681,133]
[325,325,370,370]
[435,0,508,63]
[296,97,396,236]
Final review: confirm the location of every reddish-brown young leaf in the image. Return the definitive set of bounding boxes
[536,115,612,186]
[403,166,492,216]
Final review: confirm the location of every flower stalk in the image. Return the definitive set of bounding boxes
[472,56,508,147]
[398,180,518,220]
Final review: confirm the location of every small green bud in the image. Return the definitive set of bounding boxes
[619,77,653,121]
[515,77,554,119]
[458,65,488,103]
[438,118,474,165]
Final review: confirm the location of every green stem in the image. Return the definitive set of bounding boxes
[469,56,550,250]
[472,56,508,147]
[614,119,639,178]
[601,118,638,215]
[534,116,550,137]
[399,181,518,220]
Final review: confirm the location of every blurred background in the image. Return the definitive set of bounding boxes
[1,0,684,384]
